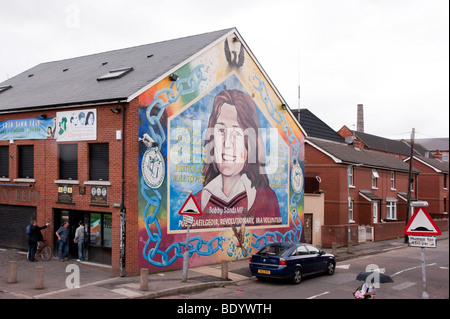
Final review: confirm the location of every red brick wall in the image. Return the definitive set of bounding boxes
[0,102,141,275]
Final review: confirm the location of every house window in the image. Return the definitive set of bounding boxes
[18,145,34,178]
[89,143,109,181]
[390,172,395,190]
[97,67,133,81]
[372,169,379,189]
[444,174,447,190]
[59,144,78,180]
[348,166,354,187]
[349,200,354,222]
[0,146,8,178]
[386,200,397,220]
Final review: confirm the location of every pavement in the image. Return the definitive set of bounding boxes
[1,231,448,300]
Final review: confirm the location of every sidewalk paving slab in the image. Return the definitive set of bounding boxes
[1,230,447,299]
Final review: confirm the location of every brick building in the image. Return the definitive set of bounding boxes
[404,156,449,216]
[0,28,306,275]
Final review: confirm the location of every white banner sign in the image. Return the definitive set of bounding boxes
[56,109,97,141]
[408,235,437,248]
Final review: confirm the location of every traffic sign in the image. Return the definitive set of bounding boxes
[404,207,441,236]
[408,235,437,248]
[183,215,194,225]
[178,194,202,216]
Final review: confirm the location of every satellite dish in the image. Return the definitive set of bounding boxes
[345,136,354,144]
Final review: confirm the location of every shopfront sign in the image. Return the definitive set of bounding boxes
[57,184,73,204]
[90,186,108,206]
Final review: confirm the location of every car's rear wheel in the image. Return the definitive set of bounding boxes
[292,267,302,284]
[327,261,335,275]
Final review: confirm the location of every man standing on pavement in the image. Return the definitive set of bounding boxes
[74,220,85,262]
[28,220,50,262]
[56,221,70,261]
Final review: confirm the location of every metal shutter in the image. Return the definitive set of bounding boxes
[0,205,36,251]
[0,146,8,177]
[59,144,78,180]
[18,145,34,178]
[89,143,109,180]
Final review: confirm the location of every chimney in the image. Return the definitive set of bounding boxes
[357,104,364,132]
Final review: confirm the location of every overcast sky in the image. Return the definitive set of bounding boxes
[1,0,448,140]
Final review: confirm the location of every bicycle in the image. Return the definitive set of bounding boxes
[35,240,53,261]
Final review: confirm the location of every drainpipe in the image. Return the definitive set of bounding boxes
[119,102,126,277]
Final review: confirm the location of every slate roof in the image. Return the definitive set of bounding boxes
[307,137,421,173]
[413,138,449,152]
[409,155,449,173]
[352,131,412,156]
[0,28,234,112]
[292,108,345,143]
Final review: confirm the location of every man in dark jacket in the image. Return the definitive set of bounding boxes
[28,220,49,262]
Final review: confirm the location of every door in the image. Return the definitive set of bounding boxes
[304,214,313,244]
[373,202,378,224]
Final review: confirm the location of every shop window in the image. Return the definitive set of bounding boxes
[89,143,109,181]
[18,145,34,178]
[0,146,8,177]
[59,144,78,180]
[89,213,112,247]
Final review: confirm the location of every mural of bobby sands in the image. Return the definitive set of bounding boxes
[193,89,282,233]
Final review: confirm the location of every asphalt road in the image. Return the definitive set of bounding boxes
[162,238,449,300]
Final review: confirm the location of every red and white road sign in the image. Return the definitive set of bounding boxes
[404,207,441,236]
[178,194,202,216]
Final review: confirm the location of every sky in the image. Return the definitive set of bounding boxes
[1,0,448,140]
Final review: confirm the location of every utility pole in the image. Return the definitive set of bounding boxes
[404,128,415,244]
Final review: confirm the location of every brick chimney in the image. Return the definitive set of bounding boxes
[357,104,364,133]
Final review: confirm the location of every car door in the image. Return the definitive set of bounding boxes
[305,245,326,273]
[291,245,315,275]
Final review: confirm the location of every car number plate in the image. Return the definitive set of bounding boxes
[258,269,270,275]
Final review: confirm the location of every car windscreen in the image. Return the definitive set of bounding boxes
[258,244,291,256]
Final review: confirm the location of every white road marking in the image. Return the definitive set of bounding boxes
[336,264,350,269]
[392,281,416,290]
[307,291,330,299]
[391,263,436,277]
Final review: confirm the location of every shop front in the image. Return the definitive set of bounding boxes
[54,209,112,265]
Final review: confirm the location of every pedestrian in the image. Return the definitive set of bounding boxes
[74,220,85,261]
[361,279,376,299]
[28,220,49,262]
[56,221,70,261]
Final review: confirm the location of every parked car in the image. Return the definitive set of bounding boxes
[249,242,336,284]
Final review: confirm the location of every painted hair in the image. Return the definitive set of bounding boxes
[203,89,269,189]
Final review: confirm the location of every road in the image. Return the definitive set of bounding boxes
[162,238,449,300]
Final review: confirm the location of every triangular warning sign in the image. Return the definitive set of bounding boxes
[178,194,202,216]
[404,207,441,236]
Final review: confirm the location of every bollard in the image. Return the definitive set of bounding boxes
[347,241,353,254]
[332,242,338,257]
[35,266,45,289]
[140,268,149,291]
[221,260,229,280]
[8,261,17,283]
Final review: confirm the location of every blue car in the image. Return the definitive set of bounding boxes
[249,242,336,284]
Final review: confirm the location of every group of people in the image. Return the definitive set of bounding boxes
[27,220,85,262]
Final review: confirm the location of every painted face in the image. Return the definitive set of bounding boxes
[213,103,247,177]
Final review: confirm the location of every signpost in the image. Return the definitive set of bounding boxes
[179,194,202,282]
[403,205,441,298]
